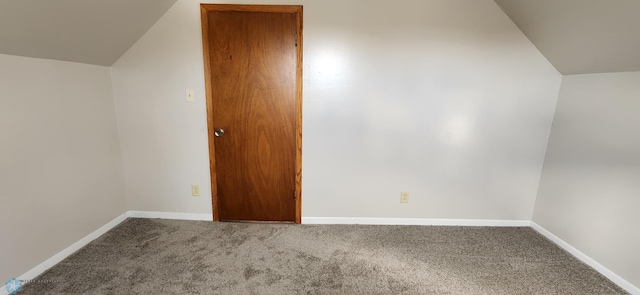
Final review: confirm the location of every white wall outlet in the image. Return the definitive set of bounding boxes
[186,89,195,102]
[400,191,409,203]
[191,184,200,196]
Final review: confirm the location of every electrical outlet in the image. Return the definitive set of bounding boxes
[191,184,200,196]
[400,191,409,203]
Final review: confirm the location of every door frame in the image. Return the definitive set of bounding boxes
[200,4,303,224]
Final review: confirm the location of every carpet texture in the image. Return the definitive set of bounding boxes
[20,218,627,294]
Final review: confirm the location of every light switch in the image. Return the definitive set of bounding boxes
[186,89,195,102]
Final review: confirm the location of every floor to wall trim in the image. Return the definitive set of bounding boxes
[1,213,128,295]
[302,217,531,227]
[531,222,640,295]
[5,213,637,295]
[126,210,213,221]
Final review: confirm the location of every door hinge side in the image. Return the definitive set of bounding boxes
[294,190,297,200]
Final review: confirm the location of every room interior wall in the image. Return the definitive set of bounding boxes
[534,72,640,288]
[1,1,638,292]
[0,54,127,280]
[110,0,561,220]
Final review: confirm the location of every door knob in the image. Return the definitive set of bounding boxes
[214,129,225,137]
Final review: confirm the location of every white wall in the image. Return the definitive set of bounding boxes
[111,0,561,219]
[534,72,640,288]
[0,54,126,280]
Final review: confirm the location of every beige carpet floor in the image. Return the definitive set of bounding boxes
[18,218,627,294]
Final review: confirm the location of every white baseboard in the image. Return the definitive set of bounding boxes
[1,211,211,295]
[5,213,636,295]
[126,210,213,221]
[302,217,531,227]
[1,213,128,295]
[531,222,640,295]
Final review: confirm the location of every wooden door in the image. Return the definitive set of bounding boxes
[201,5,303,223]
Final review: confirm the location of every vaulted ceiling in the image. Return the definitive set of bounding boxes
[0,0,176,66]
[495,0,640,75]
[1,0,639,74]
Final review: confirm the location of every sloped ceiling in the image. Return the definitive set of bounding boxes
[0,0,177,66]
[495,0,640,75]
[2,0,639,73]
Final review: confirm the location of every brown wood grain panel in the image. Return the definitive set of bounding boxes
[294,8,303,224]
[200,7,219,221]
[201,4,301,13]
[201,5,303,223]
